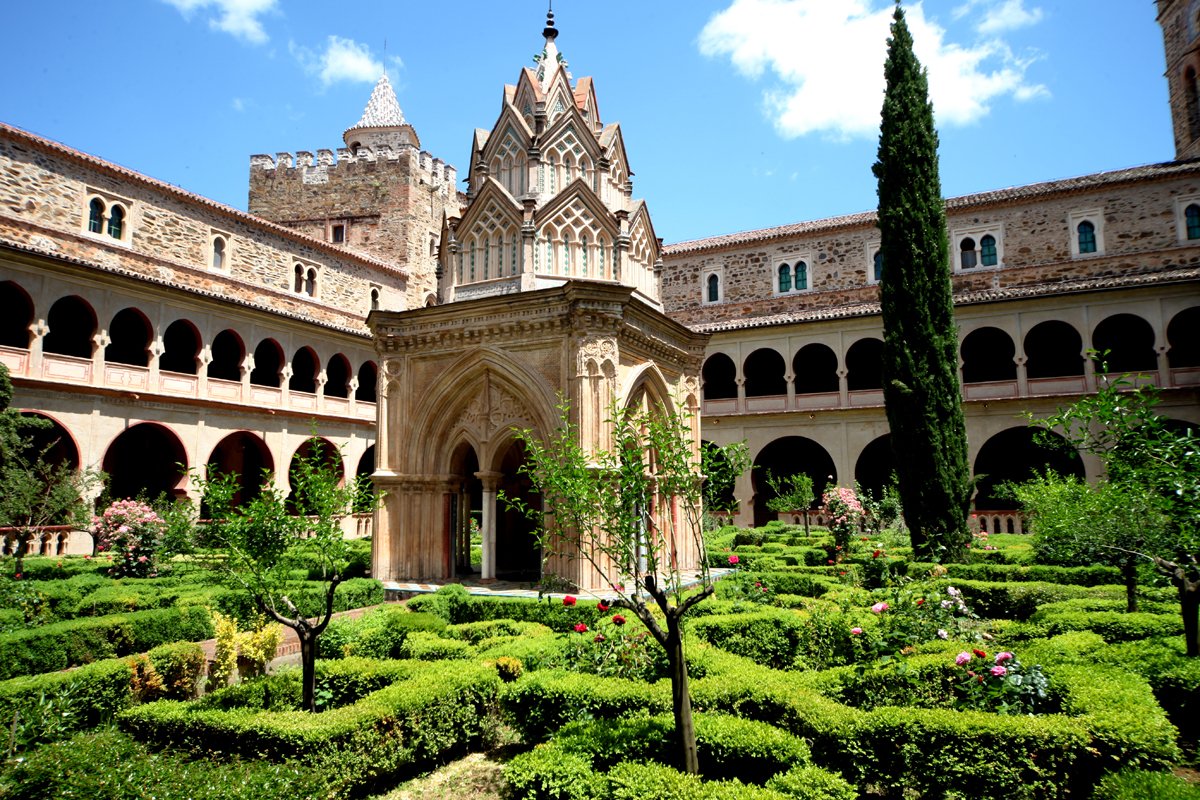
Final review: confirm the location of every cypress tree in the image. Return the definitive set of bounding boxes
[872,3,971,562]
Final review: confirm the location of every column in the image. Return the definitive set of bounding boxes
[477,470,503,581]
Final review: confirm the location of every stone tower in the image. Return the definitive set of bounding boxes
[248,75,461,308]
[436,8,663,307]
[1159,0,1200,159]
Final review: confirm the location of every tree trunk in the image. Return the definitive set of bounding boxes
[665,614,699,775]
[1182,580,1199,658]
[299,626,318,711]
[1122,558,1139,613]
[802,510,810,537]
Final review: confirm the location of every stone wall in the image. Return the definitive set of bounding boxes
[249,146,462,308]
[0,126,409,332]
[661,165,1200,328]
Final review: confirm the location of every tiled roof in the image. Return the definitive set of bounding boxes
[0,238,372,339]
[0,121,407,278]
[345,74,406,131]
[665,160,1200,256]
[689,266,1200,333]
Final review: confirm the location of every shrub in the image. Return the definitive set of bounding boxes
[1030,608,1182,642]
[604,761,791,800]
[1092,769,1200,800]
[765,766,857,800]
[690,610,809,671]
[90,499,166,578]
[0,605,212,679]
[401,630,474,660]
[147,641,205,700]
[322,607,445,659]
[503,742,600,800]
[0,658,133,750]
[0,728,326,800]
[500,669,671,742]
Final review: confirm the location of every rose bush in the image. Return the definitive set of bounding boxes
[90,500,165,578]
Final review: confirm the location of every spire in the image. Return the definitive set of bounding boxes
[347,74,406,133]
[536,4,564,91]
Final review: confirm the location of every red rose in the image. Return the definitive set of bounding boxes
[915,598,925,606]
[574,623,588,633]
[872,550,881,558]
[973,649,987,659]
[563,595,577,606]
[597,601,610,612]
[612,615,626,626]
[594,634,606,643]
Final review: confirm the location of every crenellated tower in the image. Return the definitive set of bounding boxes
[248,74,461,308]
[437,8,663,308]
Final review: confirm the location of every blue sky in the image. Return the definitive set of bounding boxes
[1,1,1173,245]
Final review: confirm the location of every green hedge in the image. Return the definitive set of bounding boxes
[0,605,213,679]
[937,579,1122,620]
[1030,608,1183,642]
[407,584,604,631]
[119,658,501,795]
[689,608,856,671]
[500,669,672,742]
[910,562,1123,586]
[0,657,132,735]
[0,728,327,800]
[685,646,1178,799]
[1092,769,1200,800]
[319,607,444,659]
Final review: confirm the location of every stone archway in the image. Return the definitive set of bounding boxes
[492,438,541,581]
[206,431,273,510]
[103,423,187,502]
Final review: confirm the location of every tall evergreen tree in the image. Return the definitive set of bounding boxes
[873,4,971,562]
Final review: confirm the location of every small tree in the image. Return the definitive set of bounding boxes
[0,364,102,574]
[510,400,720,774]
[1034,373,1200,654]
[198,437,356,709]
[1014,474,1168,612]
[765,470,815,535]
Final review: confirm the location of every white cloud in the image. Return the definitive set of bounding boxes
[956,0,1044,34]
[162,0,277,45]
[698,0,1047,140]
[291,37,384,88]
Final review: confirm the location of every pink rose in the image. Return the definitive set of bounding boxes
[956,652,972,666]
[870,601,889,613]
[850,627,863,635]
[991,665,1007,677]
[995,652,1014,664]
[728,554,740,565]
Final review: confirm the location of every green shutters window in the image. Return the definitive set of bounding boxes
[88,198,105,234]
[778,263,792,293]
[796,261,808,290]
[1186,204,1200,240]
[106,204,124,239]
[980,235,998,266]
[1077,221,1097,254]
[873,251,883,281]
[707,274,719,302]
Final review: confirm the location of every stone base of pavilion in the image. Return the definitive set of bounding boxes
[381,568,733,603]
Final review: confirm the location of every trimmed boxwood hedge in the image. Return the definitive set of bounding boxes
[910,562,1123,586]
[500,669,672,742]
[0,605,213,679]
[118,658,501,795]
[0,657,133,731]
[933,578,1123,620]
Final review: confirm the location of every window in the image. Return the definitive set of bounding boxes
[980,235,998,266]
[331,224,345,244]
[795,261,808,290]
[293,263,318,297]
[83,192,131,243]
[304,268,317,297]
[1175,197,1200,242]
[1187,204,1200,240]
[778,263,792,293]
[1068,210,1104,257]
[871,249,884,283]
[960,237,978,269]
[1077,221,1097,254]
[88,198,105,234]
[294,264,304,293]
[775,256,811,295]
[953,225,1002,271]
[704,268,725,304]
[370,286,381,312]
[211,236,227,270]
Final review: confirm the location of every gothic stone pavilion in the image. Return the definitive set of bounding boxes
[369,12,708,588]
[0,5,1198,579]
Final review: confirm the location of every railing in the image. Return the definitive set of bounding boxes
[1,345,376,419]
[1,526,91,557]
[970,511,1025,535]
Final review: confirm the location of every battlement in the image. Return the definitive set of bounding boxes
[249,145,457,187]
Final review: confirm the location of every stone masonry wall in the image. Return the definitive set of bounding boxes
[661,170,1200,328]
[249,147,462,309]
[0,129,409,331]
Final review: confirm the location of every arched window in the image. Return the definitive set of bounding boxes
[304,268,317,297]
[707,274,720,303]
[511,237,519,275]
[482,235,490,279]
[581,234,589,276]
[980,235,998,266]
[778,263,792,293]
[873,251,884,282]
[212,237,226,270]
[960,237,978,269]
[1077,221,1097,254]
[795,261,808,290]
[294,264,304,293]
[1186,204,1200,240]
[598,240,606,279]
[88,198,105,234]
[106,205,125,239]
[370,287,380,312]
[562,231,571,275]
[469,242,477,282]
